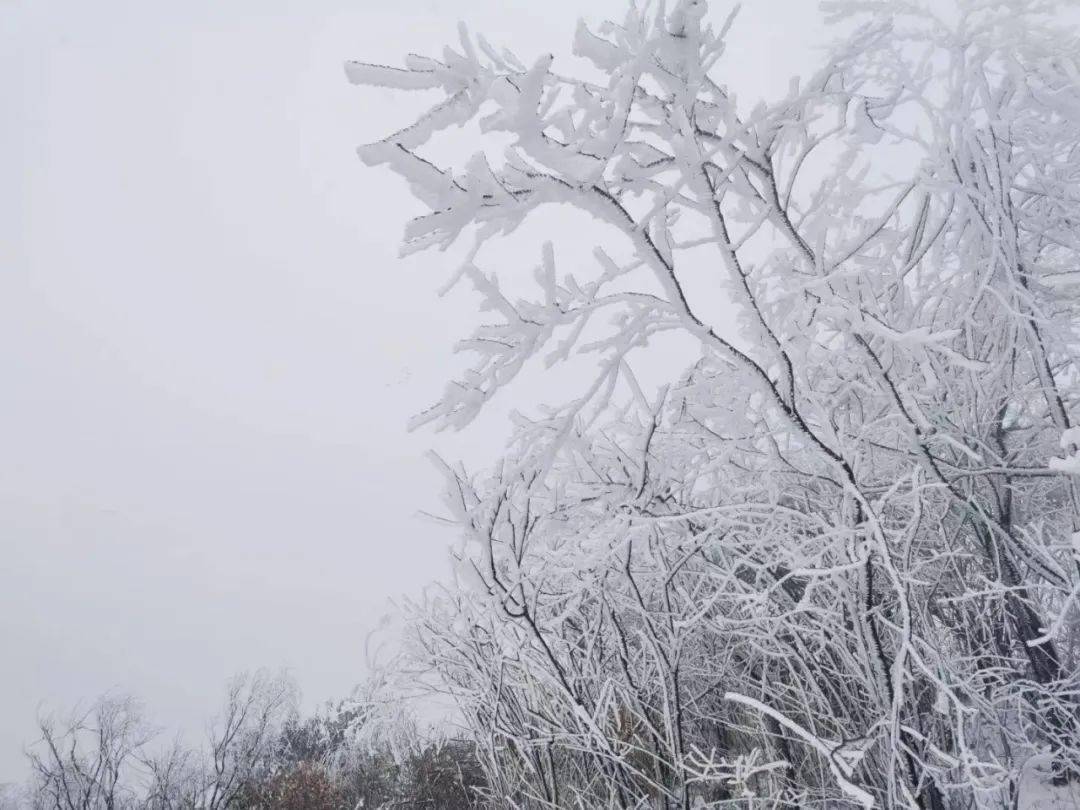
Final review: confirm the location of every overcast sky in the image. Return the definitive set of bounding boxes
[1,0,826,783]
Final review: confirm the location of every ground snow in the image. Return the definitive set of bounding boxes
[1018,755,1080,809]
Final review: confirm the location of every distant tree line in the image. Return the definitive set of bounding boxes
[12,671,484,810]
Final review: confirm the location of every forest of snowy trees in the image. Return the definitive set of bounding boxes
[11,0,1080,808]
[344,0,1080,807]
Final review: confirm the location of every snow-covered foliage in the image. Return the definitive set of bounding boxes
[350,0,1080,806]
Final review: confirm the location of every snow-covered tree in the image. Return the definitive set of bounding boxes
[350,0,1080,807]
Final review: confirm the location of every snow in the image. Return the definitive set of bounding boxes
[346,0,1080,805]
[1018,755,1080,810]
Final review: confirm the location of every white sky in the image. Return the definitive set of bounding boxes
[0,0,826,783]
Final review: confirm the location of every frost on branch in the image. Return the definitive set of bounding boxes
[1050,428,1080,477]
[350,0,1080,806]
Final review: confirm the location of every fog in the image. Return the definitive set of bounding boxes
[1,0,824,783]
